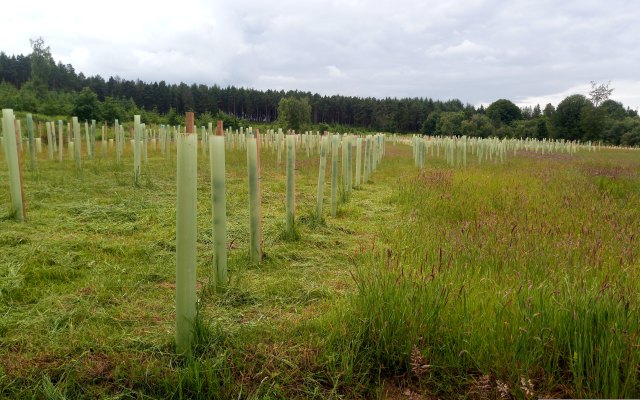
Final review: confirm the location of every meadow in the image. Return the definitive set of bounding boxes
[1,124,639,399]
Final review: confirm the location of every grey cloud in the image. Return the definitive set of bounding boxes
[3,0,639,109]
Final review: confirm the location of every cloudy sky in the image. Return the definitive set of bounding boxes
[2,0,639,110]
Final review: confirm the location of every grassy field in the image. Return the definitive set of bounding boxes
[1,137,639,399]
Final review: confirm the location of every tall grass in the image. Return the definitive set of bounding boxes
[326,152,640,397]
[1,134,638,398]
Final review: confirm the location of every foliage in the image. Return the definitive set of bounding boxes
[589,80,614,107]
[29,37,55,95]
[461,114,494,138]
[511,119,538,138]
[421,111,440,135]
[486,99,521,125]
[277,97,311,131]
[318,122,330,133]
[543,103,555,118]
[72,87,101,121]
[600,99,627,120]
[553,94,591,140]
[100,96,127,122]
[435,112,464,135]
[214,111,241,131]
[620,125,640,146]
[535,117,550,139]
[579,103,607,142]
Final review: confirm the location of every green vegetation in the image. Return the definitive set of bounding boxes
[1,125,639,398]
[277,97,311,132]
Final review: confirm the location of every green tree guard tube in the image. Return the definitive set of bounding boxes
[26,114,36,171]
[316,136,328,222]
[143,124,148,163]
[201,126,207,156]
[347,135,352,197]
[57,120,63,162]
[277,128,283,166]
[209,134,227,290]
[84,121,91,159]
[372,137,378,172]
[51,121,57,153]
[17,120,23,152]
[286,134,296,235]
[2,109,26,221]
[341,135,348,203]
[46,122,54,160]
[91,120,97,158]
[72,117,82,170]
[247,136,261,263]
[355,137,362,189]
[101,125,107,156]
[115,120,122,164]
[330,134,339,217]
[175,117,198,354]
[364,137,371,183]
[134,115,142,185]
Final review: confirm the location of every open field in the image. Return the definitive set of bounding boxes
[1,135,640,399]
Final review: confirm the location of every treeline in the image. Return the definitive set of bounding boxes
[1,40,639,145]
[0,50,466,132]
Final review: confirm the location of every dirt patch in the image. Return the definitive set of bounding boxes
[1,352,65,377]
[81,352,115,381]
[381,381,432,400]
[156,280,203,291]
[417,169,454,188]
[580,164,636,179]
[518,150,576,162]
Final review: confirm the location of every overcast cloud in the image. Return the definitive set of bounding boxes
[2,0,639,110]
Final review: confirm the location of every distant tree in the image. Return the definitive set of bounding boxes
[588,81,613,107]
[164,107,182,126]
[277,97,311,131]
[512,119,538,138]
[145,106,162,124]
[197,111,214,128]
[486,99,521,125]
[620,125,640,146]
[436,112,464,135]
[0,81,19,109]
[521,106,533,119]
[39,91,73,116]
[101,97,126,122]
[543,103,555,118]
[72,87,101,121]
[16,81,39,112]
[532,104,542,118]
[553,94,590,140]
[496,124,515,138]
[214,111,240,130]
[600,99,626,120]
[421,112,440,135]
[461,114,494,138]
[318,123,330,134]
[603,117,640,145]
[29,37,55,94]
[579,103,606,142]
[535,118,549,139]
[463,103,476,119]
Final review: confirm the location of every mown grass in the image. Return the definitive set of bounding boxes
[1,137,639,398]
